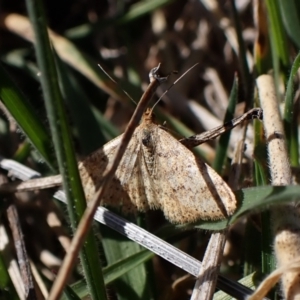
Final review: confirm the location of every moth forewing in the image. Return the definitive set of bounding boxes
[78,133,134,211]
[151,127,236,223]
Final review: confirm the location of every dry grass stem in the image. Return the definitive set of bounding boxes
[257,74,300,299]
[191,231,227,300]
[7,203,37,299]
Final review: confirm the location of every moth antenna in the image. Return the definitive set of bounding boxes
[151,63,199,113]
[98,64,136,104]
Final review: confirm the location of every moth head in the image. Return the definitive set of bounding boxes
[142,108,156,124]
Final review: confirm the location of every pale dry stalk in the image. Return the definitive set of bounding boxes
[256,74,300,300]
[191,231,227,300]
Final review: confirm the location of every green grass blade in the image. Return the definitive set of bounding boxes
[61,249,154,299]
[55,55,107,155]
[103,249,154,285]
[278,0,300,49]
[117,0,176,24]
[62,286,81,300]
[0,64,56,169]
[284,52,300,166]
[252,105,274,277]
[214,272,258,299]
[253,1,273,75]
[213,75,238,173]
[24,0,107,299]
[101,226,154,300]
[230,0,252,103]
[265,0,290,84]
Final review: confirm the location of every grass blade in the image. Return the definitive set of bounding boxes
[24,0,107,299]
[0,64,55,169]
[213,75,238,173]
[283,52,300,165]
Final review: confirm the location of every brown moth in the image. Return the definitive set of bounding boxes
[79,108,237,224]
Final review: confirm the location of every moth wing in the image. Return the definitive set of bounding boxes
[153,128,237,224]
[79,131,145,213]
[120,142,150,212]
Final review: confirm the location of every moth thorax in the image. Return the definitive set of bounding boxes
[141,128,156,175]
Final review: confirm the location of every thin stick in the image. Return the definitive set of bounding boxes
[48,65,168,300]
[7,203,37,299]
[97,64,136,104]
[0,174,62,193]
[180,107,263,148]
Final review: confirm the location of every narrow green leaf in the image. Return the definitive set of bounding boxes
[61,249,154,300]
[62,286,81,300]
[214,272,258,299]
[284,53,300,166]
[230,0,252,103]
[0,64,55,170]
[279,0,300,49]
[101,226,154,300]
[103,249,154,285]
[117,0,176,24]
[265,0,290,85]
[253,1,273,75]
[213,75,238,173]
[12,142,31,163]
[24,0,107,299]
[55,55,107,155]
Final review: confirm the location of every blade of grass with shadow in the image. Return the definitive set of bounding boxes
[24,0,107,299]
[0,63,56,170]
[61,249,154,299]
[283,52,300,166]
[101,225,154,300]
[213,74,238,173]
[253,15,275,279]
[278,0,300,49]
[230,0,252,104]
[55,54,107,155]
[253,110,273,278]
[265,0,290,85]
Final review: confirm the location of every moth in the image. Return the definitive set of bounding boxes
[0,62,262,224]
[78,108,237,224]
